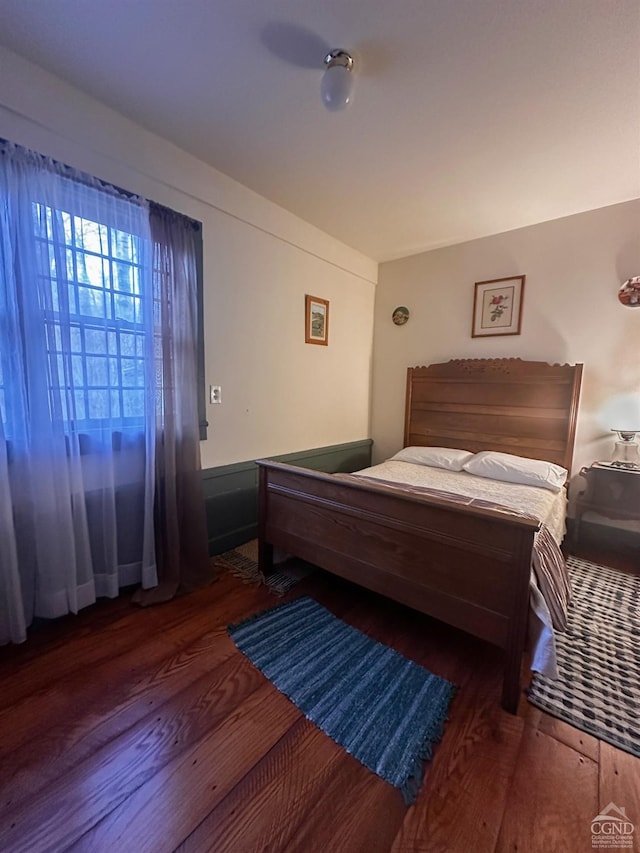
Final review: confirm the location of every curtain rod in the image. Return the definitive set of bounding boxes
[0,136,202,231]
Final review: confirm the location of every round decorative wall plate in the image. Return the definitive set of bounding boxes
[619,277,640,307]
[392,306,410,325]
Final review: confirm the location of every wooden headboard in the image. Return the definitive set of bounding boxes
[404,358,583,470]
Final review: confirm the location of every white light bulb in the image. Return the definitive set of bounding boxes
[321,52,355,111]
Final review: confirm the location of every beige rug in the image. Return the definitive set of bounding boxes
[214,539,315,595]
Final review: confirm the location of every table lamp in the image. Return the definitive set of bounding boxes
[597,393,640,468]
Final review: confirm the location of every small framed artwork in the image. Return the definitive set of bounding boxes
[472,275,526,338]
[305,295,329,345]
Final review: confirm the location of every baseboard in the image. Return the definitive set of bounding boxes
[203,439,373,555]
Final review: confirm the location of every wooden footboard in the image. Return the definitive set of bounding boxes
[257,459,540,714]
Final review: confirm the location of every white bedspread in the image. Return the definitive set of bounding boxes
[352,460,568,678]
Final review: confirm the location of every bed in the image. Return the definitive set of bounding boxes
[256,358,583,713]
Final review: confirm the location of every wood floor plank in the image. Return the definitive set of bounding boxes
[495,727,599,853]
[392,653,524,853]
[68,683,299,853]
[524,703,600,762]
[176,718,347,853]
[599,742,640,853]
[1,626,239,812]
[0,645,273,853]
[276,753,406,853]
[0,573,236,710]
[0,579,269,767]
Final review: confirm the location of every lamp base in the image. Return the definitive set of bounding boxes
[611,439,640,466]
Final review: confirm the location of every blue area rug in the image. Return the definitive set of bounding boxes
[228,596,456,803]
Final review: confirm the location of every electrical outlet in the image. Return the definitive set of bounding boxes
[210,385,222,404]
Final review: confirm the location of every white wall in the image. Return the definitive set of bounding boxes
[371,200,640,515]
[0,47,377,468]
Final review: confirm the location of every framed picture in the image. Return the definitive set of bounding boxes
[472,275,525,338]
[305,294,329,345]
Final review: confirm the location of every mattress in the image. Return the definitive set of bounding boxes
[354,460,567,543]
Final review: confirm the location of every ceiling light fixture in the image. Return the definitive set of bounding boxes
[321,49,355,111]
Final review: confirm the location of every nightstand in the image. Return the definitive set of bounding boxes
[573,462,640,547]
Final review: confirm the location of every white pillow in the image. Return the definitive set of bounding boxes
[463,451,568,492]
[389,446,475,472]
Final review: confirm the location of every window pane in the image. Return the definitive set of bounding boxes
[113,261,137,293]
[75,217,108,255]
[66,248,75,281]
[73,391,86,421]
[51,353,66,387]
[72,355,85,386]
[121,358,143,388]
[108,358,120,385]
[111,228,135,261]
[67,283,78,314]
[120,333,136,356]
[114,294,135,322]
[88,390,110,419]
[110,391,121,418]
[36,239,57,279]
[62,211,73,245]
[49,278,61,313]
[70,326,82,353]
[78,286,105,318]
[77,253,107,289]
[85,329,108,354]
[122,389,144,418]
[54,390,68,422]
[86,356,108,386]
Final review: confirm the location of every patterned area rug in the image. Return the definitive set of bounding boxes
[229,596,455,804]
[214,539,315,596]
[528,556,640,757]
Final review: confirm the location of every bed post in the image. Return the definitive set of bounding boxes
[404,367,414,447]
[257,463,274,577]
[501,531,536,713]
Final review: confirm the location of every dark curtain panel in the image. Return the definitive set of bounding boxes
[134,203,212,605]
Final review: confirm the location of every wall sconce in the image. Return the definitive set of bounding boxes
[597,392,640,468]
[321,49,355,111]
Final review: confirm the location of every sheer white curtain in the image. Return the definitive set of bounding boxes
[0,142,157,644]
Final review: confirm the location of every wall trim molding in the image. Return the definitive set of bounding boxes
[203,439,373,555]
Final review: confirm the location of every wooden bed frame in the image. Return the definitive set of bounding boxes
[256,358,583,713]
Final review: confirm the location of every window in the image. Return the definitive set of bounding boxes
[35,203,149,432]
[0,189,205,443]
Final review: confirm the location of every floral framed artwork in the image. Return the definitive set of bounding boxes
[472,275,526,338]
[305,294,329,345]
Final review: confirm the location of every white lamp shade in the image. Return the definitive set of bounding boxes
[597,392,640,431]
[321,64,354,111]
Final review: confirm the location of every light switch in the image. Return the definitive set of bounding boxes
[210,385,222,404]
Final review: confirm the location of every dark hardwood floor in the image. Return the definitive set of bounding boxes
[0,548,638,853]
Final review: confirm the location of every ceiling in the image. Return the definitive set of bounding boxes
[0,0,638,262]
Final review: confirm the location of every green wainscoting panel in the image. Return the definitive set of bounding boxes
[203,439,373,555]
